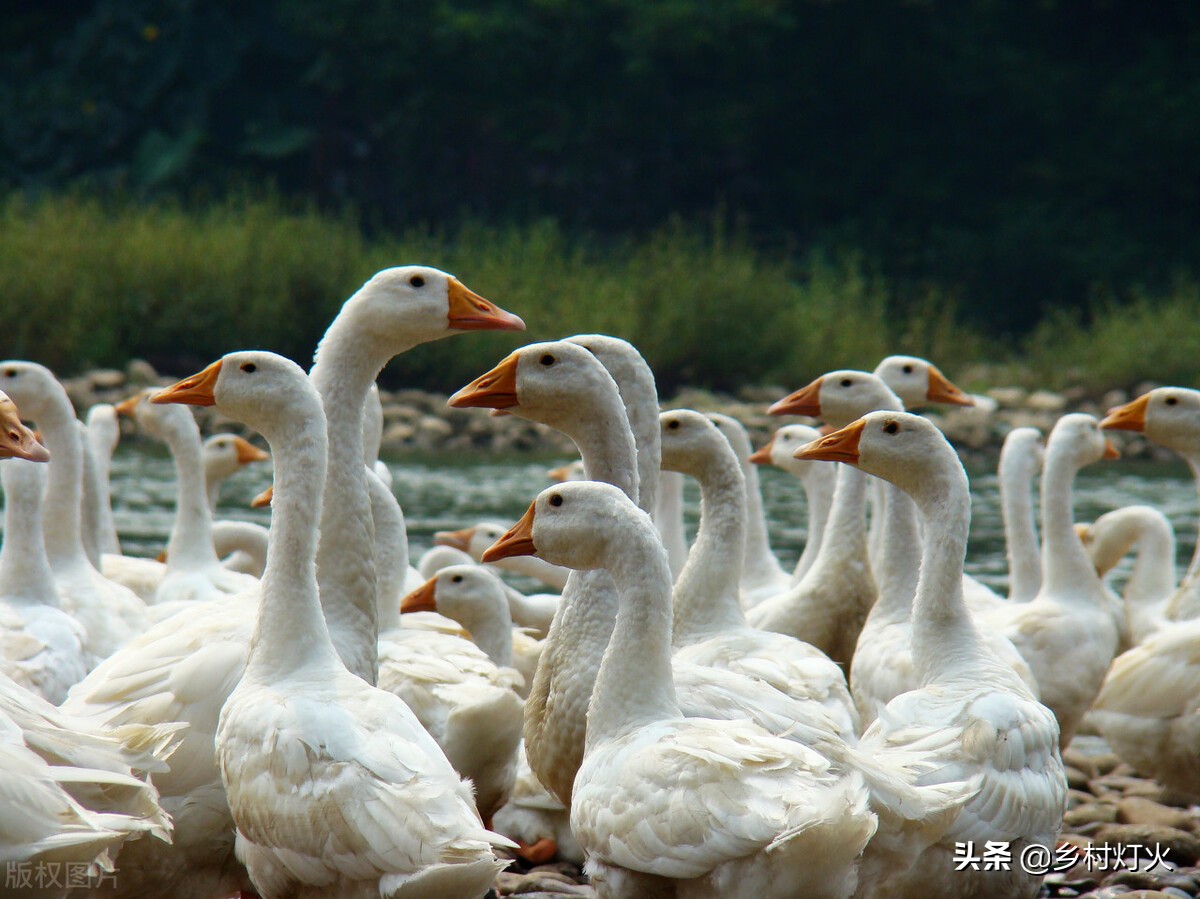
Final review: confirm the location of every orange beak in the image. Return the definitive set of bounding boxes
[748,436,775,466]
[482,502,538,562]
[448,354,520,410]
[0,397,50,463]
[155,548,168,564]
[1103,439,1121,461]
[114,393,143,418]
[251,485,273,508]
[446,279,526,332]
[433,526,474,552]
[233,436,269,465]
[769,377,823,418]
[1101,394,1150,432]
[400,577,439,614]
[794,419,866,464]
[153,360,223,407]
[926,366,974,407]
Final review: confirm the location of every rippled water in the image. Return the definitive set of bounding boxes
[109,446,1199,596]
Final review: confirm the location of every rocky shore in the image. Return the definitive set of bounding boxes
[66,360,1171,460]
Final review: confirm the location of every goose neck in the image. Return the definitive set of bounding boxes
[671,452,747,644]
[245,414,340,680]
[813,464,870,569]
[573,408,640,506]
[1040,446,1100,600]
[37,395,89,572]
[871,482,921,622]
[0,462,61,607]
[1125,513,1176,605]
[587,531,678,748]
[161,416,219,570]
[1001,453,1041,602]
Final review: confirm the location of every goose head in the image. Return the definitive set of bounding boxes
[449,340,624,432]
[86,404,120,452]
[795,410,965,502]
[1000,426,1045,479]
[152,351,322,444]
[0,361,70,425]
[1046,413,1119,471]
[483,480,652,573]
[872,355,974,408]
[115,388,200,444]
[401,564,511,630]
[203,433,270,481]
[1102,387,1200,457]
[0,391,50,462]
[770,370,904,429]
[659,409,738,479]
[434,521,512,561]
[749,423,824,478]
[327,266,524,356]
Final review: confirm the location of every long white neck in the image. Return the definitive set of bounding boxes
[79,424,104,569]
[1181,456,1200,589]
[212,520,268,571]
[808,464,870,576]
[369,471,408,633]
[908,466,1005,686]
[654,470,689,579]
[38,389,91,574]
[204,474,223,510]
[793,465,835,583]
[85,414,121,555]
[1039,443,1101,602]
[1000,447,1042,602]
[671,451,747,645]
[0,461,61,607]
[1118,509,1176,605]
[868,482,921,623]
[161,413,220,571]
[567,404,640,505]
[586,520,679,749]
[309,314,404,683]
[244,408,340,681]
[467,599,514,668]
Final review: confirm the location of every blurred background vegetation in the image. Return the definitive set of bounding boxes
[3,0,1199,391]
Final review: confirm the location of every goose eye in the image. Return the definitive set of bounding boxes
[240,362,257,373]
[883,422,899,434]
[902,364,913,374]
[4,369,16,378]
[410,275,425,288]
[840,378,853,387]
[451,574,463,583]
[1166,396,1179,406]
[7,431,18,441]
[549,494,563,507]
[667,420,680,430]
[540,354,555,366]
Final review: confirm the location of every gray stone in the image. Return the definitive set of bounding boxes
[88,368,126,389]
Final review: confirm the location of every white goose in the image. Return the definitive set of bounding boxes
[747,423,835,588]
[1079,505,1176,644]
[488,480,877,899]
[660,409,859,738]
[201,432,270,509]
[116,392,258,609]
[982,413,1122,746]
[1087,388,1200,798]
[798,413,1066,899]
[156,350,513,899]
[747,371,881,667]
[999,427,1044,602]
[211,519,270,578]
[61,266,526,896]
[0,362,146,657]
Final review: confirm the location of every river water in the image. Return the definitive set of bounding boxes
[108,447,1199,595]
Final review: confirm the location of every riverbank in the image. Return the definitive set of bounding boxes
[67,359,1173,460]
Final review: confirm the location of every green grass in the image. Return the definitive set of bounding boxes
[0,191,1190,395]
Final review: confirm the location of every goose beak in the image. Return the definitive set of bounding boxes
[1101,394,1150,432]
[769,377,823,417]
[482,502,537,562]
[1103,439,1121,460]
[446,279,526,332]
[155,548,168,563]
[748,436,775,466]
[0,399,50,463]
[153,360,222,407]
[546,464,573,483]
[433,527,474,552]
[400,578,439,614]
[448,354,520,410]
[251,485,273,508]
[794,419,866,464]
[926,366,974,406]
[233,436,269,465]
[114,393,143,418]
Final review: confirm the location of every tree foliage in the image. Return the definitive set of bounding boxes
[4,0,1200,333]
